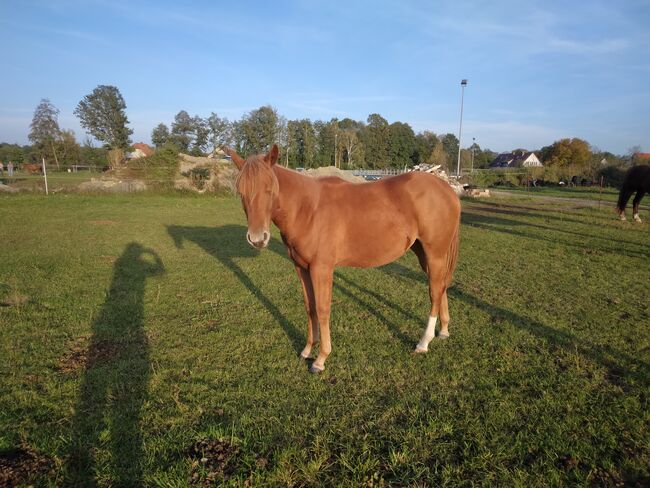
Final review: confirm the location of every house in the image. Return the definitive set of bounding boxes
[634,153,650,163]
[127,142,154,160]
[490,150,542,168]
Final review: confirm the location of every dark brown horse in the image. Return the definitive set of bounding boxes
[617,165,650,223]
[226,145,461,373]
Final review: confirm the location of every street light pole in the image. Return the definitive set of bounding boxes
[456,79,468,178]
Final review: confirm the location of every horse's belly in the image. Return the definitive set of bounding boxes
[337,231,414,268]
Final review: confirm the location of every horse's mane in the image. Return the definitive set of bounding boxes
[236,155,279,198]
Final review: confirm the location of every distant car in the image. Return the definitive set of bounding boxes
[296,167,305,172]
[363,175,381,181]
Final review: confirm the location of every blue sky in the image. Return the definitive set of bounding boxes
[1,0,649,154]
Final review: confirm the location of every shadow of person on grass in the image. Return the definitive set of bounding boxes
[167,224,304,354]
[65,243,164,486]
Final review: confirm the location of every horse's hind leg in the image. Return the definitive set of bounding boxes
[439,290,450,339]
[632,191,645,222]
[415,257,446,353]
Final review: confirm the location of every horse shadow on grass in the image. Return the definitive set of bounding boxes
[167,225,419,354]
[167,224,305,354]
[381,261,650,390]
[65,243,164,485]
[461,210,650,259]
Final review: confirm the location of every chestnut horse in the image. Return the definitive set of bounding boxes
[617,164,650,223]
[226,145,461,373]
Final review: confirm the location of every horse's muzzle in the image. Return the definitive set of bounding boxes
[247,231,270,249]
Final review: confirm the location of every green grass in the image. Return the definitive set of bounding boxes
[492,185,623,204]
[0,192,648,486]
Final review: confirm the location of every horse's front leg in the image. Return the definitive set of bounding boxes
[295,265,319,360]
[309,265,334,373]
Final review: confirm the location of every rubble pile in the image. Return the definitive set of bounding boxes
[410,164,465,195]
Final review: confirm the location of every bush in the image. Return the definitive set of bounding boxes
[597,165,627,188]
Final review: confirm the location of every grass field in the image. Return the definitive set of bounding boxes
[1,191,648,486]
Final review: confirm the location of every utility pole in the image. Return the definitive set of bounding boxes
[456,79,468,178]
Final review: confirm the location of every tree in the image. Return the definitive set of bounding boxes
[413,131,438,165]
[192,115,209,155]
[287,119,316,168]
[440,133,459,167]
[388,122,416,168]
[151,123,170,148]
[237,105,280,156]
[207,113,232,150]
[29,98,61,169]
[57,129,81,166]
[544,138,591,168]
[74,85,132,153]
[314,119,339,167]
[362,114,390,169]
[170,110,194,152]
[339,128,364,168]
[428,142,448,168]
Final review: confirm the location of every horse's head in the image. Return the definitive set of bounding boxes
[226,145,279,249]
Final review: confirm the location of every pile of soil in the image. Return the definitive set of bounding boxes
[187,438,240,485]
[175,153,238,193]
[77,178,146,192]
[0,445,54,486]
[305,166,365,183]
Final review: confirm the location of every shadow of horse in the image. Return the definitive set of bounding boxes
[167,224,305,354]
[381,261,650,390]
[167,224,419,354]
[65,243,164,485]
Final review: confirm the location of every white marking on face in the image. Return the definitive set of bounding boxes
[416,316,438,352]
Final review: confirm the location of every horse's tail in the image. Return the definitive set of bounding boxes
[445,218,460,287]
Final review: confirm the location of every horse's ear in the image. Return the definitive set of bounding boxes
[266,144,279,166]
[225,147,246,170]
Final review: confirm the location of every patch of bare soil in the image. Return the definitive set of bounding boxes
[58,336,119,373]
[0,445,54,487]
[187,438,240,485]
[0,292,29,307]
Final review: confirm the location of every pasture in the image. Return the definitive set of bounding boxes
[0,192,648,486]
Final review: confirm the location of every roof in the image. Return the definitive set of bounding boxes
[132,143,154,157]
[635,153,650,159]
[490,150,540,168]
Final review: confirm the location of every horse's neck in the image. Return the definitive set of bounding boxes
[272,166,317,237]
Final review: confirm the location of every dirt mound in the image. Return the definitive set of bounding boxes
[187,438,240,485]
[58,335,120,373]
[305,166,365,183]
[0,445,54,486]
[175,153,238,193]
[0,183,18,193]
[77,178,146,192]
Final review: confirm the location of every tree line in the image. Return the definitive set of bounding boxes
[2,84,641,178]
[150,105,497,171]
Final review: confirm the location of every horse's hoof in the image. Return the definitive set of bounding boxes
[299,353,312,360]
[309,364,324,374]
[413,347,428,354]
[438,333,449,340]
[634,215,642,223]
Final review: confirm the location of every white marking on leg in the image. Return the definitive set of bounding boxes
[415,316,437,353]
[633,213,642,223]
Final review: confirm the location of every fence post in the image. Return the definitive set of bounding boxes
[42,157,49,196]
